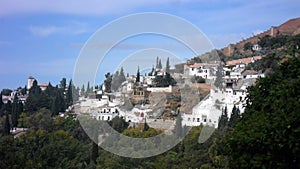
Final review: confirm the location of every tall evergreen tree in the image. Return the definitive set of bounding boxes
[119,67,126,83]
[11,94,21,127]
[104,73,112,93]
[86,82,91,94]
[112,70,120,91]
[174,113,183,138]
[218,106,228,131]
[166,57,170,73]
[51,96,59,116]
[228,105,240,128]
[158,59,163,69]
[3,113,10,135]
[0,92,3,115]
[136,66,140,83]
[143,118,150,132]
[29,80,41,97]
[60,78,67,90]
[81,84,85,96]
[66,79,73,106]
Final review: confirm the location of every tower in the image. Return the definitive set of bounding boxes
[28,76,35,89]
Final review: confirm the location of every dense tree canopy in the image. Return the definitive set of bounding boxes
[227,57,300,168]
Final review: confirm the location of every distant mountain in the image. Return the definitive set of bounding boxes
[221,18,300,56]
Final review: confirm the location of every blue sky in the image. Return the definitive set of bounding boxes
[0,0,299,90]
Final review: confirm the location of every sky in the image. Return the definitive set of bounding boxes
[0,0,299,90]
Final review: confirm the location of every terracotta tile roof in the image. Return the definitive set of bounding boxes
[226,56,262,66]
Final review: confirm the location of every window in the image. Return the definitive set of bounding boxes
[197,118,200,122]
[107,116,110,121]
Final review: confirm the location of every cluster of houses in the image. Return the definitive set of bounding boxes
[77,55,264,129]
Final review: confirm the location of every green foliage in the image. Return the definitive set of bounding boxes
[1,89,13,96]
[166,57,170,73]
[227,57,300,168]
[112,67,126,91]
[104,72,112,93]
[3,114,10,135]
[18,112,28,128]
[108,116,129,133]
[191,75,206,83]
[243,42,253,51]
[153,72,176,87]
[136,66,140,83]
[26,108,53,131]
[228,105,240,128]
[11,95,23,127]
[218,106,228,131]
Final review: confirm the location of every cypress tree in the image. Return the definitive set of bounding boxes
[0,92,3,115]
[143,118,149,132]
[218,106,228,131]
[136,66,140,83]
[3,113,10,135]
[158,59,162,69]
[174,114,183,138]
[229,105,240,128]
[166,57,170,73]
[11,95,20,127]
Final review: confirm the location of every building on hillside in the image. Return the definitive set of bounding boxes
[28,76,35,89]
[131,86,150,105]
[241,70,265,79]
[252,44,262,51]
[225,56,262,67]
[38,83,48,91]
[184,63,217,79]
[91,106,120,121]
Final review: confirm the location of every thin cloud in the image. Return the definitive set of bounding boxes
[29,25,66,37]
[29,21,90,37]
[0,41,11,46]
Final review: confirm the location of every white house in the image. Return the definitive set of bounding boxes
[91,107,120,121]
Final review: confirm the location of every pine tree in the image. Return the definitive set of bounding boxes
[156,56,159,69]
[136,66,140,83]
[166,57,170,73]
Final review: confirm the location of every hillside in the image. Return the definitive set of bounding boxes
[220,17,300,57]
